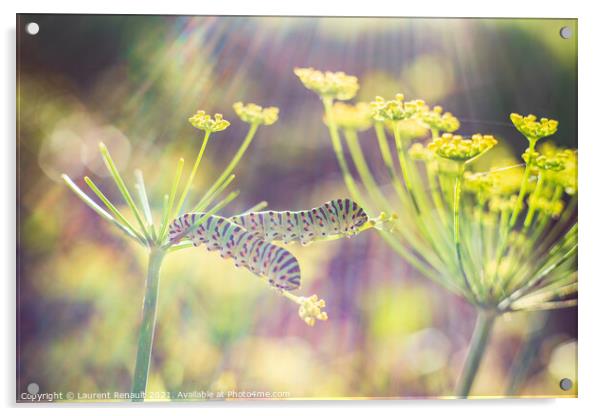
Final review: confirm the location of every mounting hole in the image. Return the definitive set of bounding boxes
[25,22,39,35]
[559,378,573,391]
[27,382,39,394]
[559,26,572,39]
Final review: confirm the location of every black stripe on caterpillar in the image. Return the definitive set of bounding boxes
[168,213,301,291]
[229,199,368,245]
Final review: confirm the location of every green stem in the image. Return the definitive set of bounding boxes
[197,124,259,208]
[523,172,544,228]
[158,158,184,241]
[83,176,146,243]
[322,98,363,201]
[175,130,211,216]
[374,122,409,208]
[240,200,268,215]
[505,312,549,395]
[426,160,449,228]
[343,129,391,211]
[63,174,143,244]
[192,174,236,213]
[99,143,151,242]
[392,124,420,213]
[453,163,474,300]
[132,248,166,402]
[456,309,496,398]
[509,138,536,228]
[134,170,156,240]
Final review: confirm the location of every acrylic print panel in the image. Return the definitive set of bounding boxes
[16,14,577,402]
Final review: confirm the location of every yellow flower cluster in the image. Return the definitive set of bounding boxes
[294,67,359,101]
[297,294,328,327]
[489,195,519,213]
[408,142,434,161]
[326,102,373,131]
[188,111,230,133]
[464,165,525,202]
[489,167,525,195]
[420,105,460,133]
[522,148,572,172]
[233,102,279,126]
[370,94,427,122]
[528,195,565,218]
[464,171,494,195]
[510,113,559,141]
[428,133,497,162]
[554,150,577,195]
[535,143,578,194]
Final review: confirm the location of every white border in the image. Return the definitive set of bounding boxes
[3,0,601,414]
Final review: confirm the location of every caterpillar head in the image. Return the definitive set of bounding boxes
[342,201,369,236]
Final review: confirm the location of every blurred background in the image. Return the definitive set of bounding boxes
[17,15,577,399]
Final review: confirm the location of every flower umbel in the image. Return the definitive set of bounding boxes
[370,94,427,122]
[325,102,373,132]
[294,67,359,101]
[420,105,461,133]
[408,142,435,161]
[233,102,279,126]
[510,113,558,141]
[297,294,328,326]
[189,111,230,133]
[542,146,577,194]
[282,291,328,326]
[428,133,497,162]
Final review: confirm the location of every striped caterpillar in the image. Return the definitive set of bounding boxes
[230,199,369,245]
[168,199,368,291]
[169,213,301,290]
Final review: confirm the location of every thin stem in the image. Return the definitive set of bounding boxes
[240,200,268,215]
[192,174,236,213]
[509,138,536,228]
[134,170,156,240]
[175,131,211,216]
[132,248,166,402]
[343,128,392,212]
[511,299,577,312]
[426,160,449,228]
[99,143,151,242]
[159,194,169,242]
[322,98,363,201]
[453,163,474,300]
[499,244,577,310]
[197,123,259,208]
[374,122,409,208]
[159,158,184,241]
[523,172,544,228]
[392,124,420,213]
[83,176,146,243]
[63,174,144,244]
[456,309,496,398]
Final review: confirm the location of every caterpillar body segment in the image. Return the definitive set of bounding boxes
[229,199,368,245]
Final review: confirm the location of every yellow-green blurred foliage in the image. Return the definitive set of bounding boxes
[18,16,576,399]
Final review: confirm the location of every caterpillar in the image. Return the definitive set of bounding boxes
[169,213,301,291]
[229,199,368,245]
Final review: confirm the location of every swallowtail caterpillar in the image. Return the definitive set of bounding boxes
[230,199,369,245]
[168,199,368,291]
